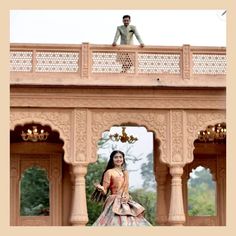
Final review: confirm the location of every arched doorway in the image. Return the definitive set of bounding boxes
[183,122,226,226]
[86,125,158,225]
[10,123,73,226]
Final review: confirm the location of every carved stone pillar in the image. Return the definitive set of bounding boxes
[156,171,168,225]
[10,155,20,226]
[154,139,168,225]
[168,164,185,226]
[217,154,226,225]
[51,154,62,225]
[70,163,88,226]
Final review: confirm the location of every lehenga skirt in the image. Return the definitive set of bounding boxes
[92,194,152,226]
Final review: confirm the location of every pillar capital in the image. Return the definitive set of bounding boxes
[71,162,88,175]
[169,164,184,177]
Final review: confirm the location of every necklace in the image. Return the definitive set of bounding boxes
[114,168,123,176]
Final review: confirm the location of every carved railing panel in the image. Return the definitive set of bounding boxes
[192,54,226,75]
[10,51,33,72]
[138,53,180,74]
[10,44,226,85]
[35,51,79,72]
[10,44,81,74]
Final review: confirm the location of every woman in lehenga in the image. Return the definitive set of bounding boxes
[91,150,152,226]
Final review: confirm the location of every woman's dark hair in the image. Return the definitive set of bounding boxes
[91,150,126,202]
[123,15,131,20]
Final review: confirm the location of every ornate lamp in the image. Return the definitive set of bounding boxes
[109,127,138,144]
[21,126,49,142]
[197,122,226,143]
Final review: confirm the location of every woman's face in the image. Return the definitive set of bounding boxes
[113,152,124,167]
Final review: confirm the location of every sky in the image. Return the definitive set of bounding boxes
[10,10,226,46]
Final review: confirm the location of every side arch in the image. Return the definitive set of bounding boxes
[10,109,73,163]
[186,110,226,164]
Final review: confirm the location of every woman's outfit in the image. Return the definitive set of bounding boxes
[93,169,152,226]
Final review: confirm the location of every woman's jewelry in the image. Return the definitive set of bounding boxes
[114,168,123,176]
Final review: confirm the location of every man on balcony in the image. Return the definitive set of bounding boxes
[112,15,144,46]
[112,15,144,73]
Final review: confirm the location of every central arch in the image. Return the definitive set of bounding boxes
[89,109,169,164]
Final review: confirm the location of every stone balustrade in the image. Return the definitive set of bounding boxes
[10,43,226,87]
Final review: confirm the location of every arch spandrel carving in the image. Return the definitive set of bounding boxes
[186,110,226,164]
[10,109,72,163]
[89,110,169,164]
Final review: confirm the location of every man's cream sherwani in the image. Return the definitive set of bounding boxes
[113,25,143,45]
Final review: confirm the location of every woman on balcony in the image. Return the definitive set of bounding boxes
[91,150,151,226]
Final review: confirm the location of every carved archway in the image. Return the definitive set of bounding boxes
[186,110,226,164]
[10,109,72,163]
[88,123,158,225]
[183,117,226,226]
[89,109,169,165]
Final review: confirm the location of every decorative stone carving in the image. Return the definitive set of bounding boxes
[182,45,191,79]
[75,109,87,162]
[171,110,183,163]
[186,110,226,164]
[10,109,72,163]
[81,43,89,78]
[90,110,169,164]
[10,43,226,227]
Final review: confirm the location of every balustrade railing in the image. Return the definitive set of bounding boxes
[10,43,226,85]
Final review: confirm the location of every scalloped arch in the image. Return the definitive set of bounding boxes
[186,111,226,164]
[90,110,169,164]
[10,110,72,163]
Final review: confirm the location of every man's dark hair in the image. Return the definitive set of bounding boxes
[123,15,131,20]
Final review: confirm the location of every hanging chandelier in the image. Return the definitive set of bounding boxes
[197,122,226,143]
[109,127,138,144]
[21,126,49,142]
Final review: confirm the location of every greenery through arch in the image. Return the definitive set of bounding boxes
[20,166,50,216]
